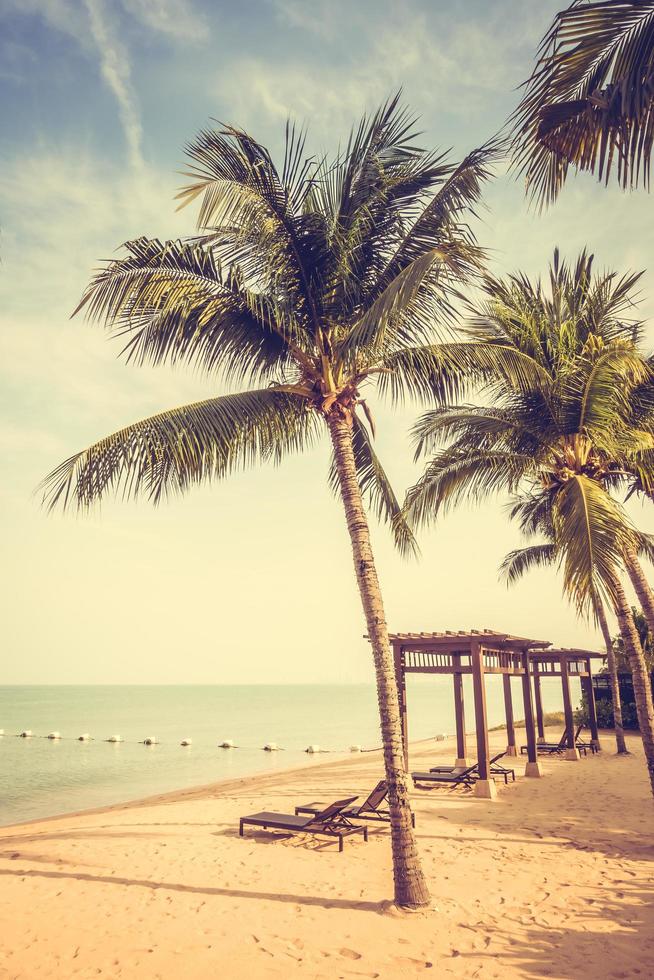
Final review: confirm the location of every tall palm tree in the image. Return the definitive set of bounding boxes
[511,0,654,207]
[404,249,654,793]
[40,97,501,908]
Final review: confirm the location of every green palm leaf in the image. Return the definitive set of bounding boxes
[499,543,558,585]
[404,449,533,526]
[40,388,318,510]
[551,473,637,615]
[511,0,654,205]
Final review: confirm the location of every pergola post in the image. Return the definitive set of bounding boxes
[533,664,546,743]
[502,674,517,756]
[453,654,468,767]
[393,643,409,772]
[471,641,496,799]
[583,657,601,751]
[561,657,580,761]
[521,652,542,777]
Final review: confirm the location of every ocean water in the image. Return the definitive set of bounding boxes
[0,680,571,825]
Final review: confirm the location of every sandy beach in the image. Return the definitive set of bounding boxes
[0,727,652,980]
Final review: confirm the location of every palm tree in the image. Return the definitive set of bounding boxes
[40,97,501,908]
[500,531,628,754]
[404,249,654,793]
[511,0,654,207]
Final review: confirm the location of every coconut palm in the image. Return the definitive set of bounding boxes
[511,0,654,207]
[404,249,654,793]
[40,97,502,908]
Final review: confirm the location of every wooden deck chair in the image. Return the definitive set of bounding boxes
[294,780,416,828]
[239,796,367,852]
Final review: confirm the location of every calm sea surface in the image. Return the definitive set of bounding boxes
[0,681,570,825]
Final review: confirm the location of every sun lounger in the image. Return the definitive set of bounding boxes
[293,780,416,828]
[430,752,515,785]
[521,730,566,755]
[573,725,598,754]
[412,763,478,789]
[520,726,592,756]
[239,796,368,852]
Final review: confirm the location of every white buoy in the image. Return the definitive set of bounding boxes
[349,744,362,753]
[78,733,91,742]
[305,744,320,754]
[19,730,32,738]
[434,733,447,742]
[263,742,278,752]
[143,737,158,745]
[0,729,4,737]
[107,735,123,743]
[219,739,235,748]
[180,738,192,746]
[47,732,61,740]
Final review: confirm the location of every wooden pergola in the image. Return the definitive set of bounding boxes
[389,629,604,799]
[530,649,604,757]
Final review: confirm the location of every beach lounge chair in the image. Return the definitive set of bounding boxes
[430,752,516,785]
[520,730,566,755]
[239,796,368,852]
[520,727,591,756]
[293,780,416,828]
[573,725,598,754]
[412,763,478,789]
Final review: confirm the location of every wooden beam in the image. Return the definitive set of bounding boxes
[521,653,541,777]
[471,641,496,798]
[453,654,467,765]
[533,664,545,741]
[560,657,580,761]
[583,659,601,750]
[503,674,517,756]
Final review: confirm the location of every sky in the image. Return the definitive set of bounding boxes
[1,0,653,685]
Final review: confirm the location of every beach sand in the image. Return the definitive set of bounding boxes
[0,727,653,979]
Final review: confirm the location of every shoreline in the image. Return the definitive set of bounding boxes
[0,736,438,831]
[2,727,652,978]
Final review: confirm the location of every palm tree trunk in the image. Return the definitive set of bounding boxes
[609,572,654,798]
[327,411,430,908]
[595,599,628,754]
[624,544,654,638]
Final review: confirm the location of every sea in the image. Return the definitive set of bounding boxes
[0,680,570,826]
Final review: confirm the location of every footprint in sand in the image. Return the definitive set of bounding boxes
[339,948,363,960]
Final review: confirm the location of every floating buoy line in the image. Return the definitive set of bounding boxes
[3,730,450,751]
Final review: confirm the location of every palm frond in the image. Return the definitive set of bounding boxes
[403,449,532,527]
[551,473,636,615]
[377,341,552,407]
[499,543,558,585]
[178,122,326,332]
[411,404,542,459]
[40,388,318,510]
[336,249,445,368]
[74,237,305,384]
[511,0,654,205]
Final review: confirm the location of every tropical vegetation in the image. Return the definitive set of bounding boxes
[511,0,654,207]
[40,96,506,908]
[403,249,654,794]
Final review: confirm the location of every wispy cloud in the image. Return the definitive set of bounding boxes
[121,0,208,42]
[1,0,207,169]
[83,0,144,170]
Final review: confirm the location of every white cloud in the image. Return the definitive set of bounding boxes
[121,0,208,42]
[1,0,207,170]
[83,0,144,170]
